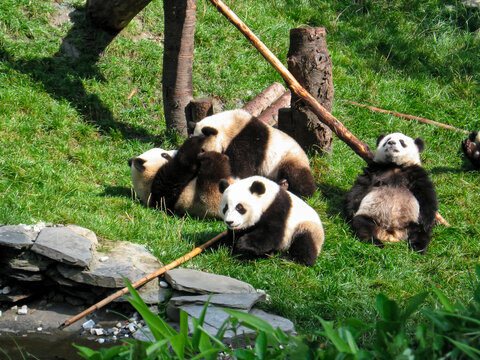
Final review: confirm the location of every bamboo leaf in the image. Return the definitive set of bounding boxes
[431,286,454,312]
[446,337,480,359]
[319,318,352,354]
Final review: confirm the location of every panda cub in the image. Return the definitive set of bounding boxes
[218,176,324,266]
[128,148,177,206]
[344,132,438,254]
[462,130,480,169]
[193,109,316,198]
[129,137,232,218]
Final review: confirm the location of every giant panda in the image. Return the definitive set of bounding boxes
[462,130,480,169]
[343,132,438,254]
[129,137,232,218]
[128,148,177,206]
[218,176,324,266]
[192,109,316,198]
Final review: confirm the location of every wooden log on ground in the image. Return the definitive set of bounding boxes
[342,100,469,134]
[278,27,334,153]
[257,90,291,126]
[86,0,153,32]
[163,0,197,137]
[242,82,286,117]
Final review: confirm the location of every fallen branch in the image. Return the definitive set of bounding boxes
[207,0,449,227]
[59,231,227,329]
[257,90,291,126]
[342,100,469,135]
[208,0,374,163]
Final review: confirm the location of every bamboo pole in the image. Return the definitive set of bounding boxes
[342,100,469,135]
[59,231,227,329]
[208,0,374,163]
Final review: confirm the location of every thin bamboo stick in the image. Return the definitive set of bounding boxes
[59,231,227,329]
[208,0,374,163]
[342,100,469,135]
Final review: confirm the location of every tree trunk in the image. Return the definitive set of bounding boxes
[278,27,334,154]
[86,0,153,32]
[162,0,197,137]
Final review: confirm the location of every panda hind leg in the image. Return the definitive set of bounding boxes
[285,232,320,267]
[407,222,431,254]
[351,215,385,248]
[278,161,315,198]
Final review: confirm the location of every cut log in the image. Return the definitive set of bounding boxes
[242,82,286,117]
[189,97,214,128]
[279,27,334,153]
[162,0,197,136]
[257,90,291,126]
[86,0,153,32]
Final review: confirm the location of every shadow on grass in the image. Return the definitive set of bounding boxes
[317,182,348,218]
[0,6,165,144]
[102,185,133,199]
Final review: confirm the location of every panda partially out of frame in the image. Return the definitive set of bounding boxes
[344,132,438,254]
[218,176,324,266]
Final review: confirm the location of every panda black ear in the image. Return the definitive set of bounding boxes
[249,181,266,196]
[469,130,478,142]
[219,179,230,194]
[129,158,146,172]
[202,126,218,137]
[161,153,173,161]
[376,133,386,147]
[414,138,425,153]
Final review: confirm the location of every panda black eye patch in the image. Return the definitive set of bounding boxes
[235,204,246,214]
[223,204,228,214]
[400,139,407,148]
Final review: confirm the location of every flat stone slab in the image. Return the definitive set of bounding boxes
[115,278,169,304]
[0,225,37,250]
[31,227,94,267]
[57,241,163,288]
[169,293,265,311]
[165,269,256,294]
[3,250,53,272]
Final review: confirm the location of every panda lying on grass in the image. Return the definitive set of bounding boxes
[462,130,480,169]
[218,176,324,266]
[344,132,438,254]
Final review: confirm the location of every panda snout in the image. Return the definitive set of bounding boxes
[225,220,234,226]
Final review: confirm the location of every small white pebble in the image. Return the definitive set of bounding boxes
[99,256,109,262]
[98,338,105,344]
[17,305,28,315]
[3,286,11,295]
[159,281,169,288]
[37,327,43,332]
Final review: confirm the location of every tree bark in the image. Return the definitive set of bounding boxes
[163,0,197,137]
[257,90,291,126]
[278,27,334,154]
[86,0,153,32]
[188,97,214,133]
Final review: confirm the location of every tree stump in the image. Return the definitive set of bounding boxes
[278,27,334,154]
[188,97,214,133]
[86,0,153,32]
[162,0,197,137]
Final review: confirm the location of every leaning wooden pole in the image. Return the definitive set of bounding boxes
[59,231,227,329]
[207,0,374,163]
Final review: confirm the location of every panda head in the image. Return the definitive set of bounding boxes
[192,109,253,152]
[128,148,177,204]
[374,132,424,166]
[218,176,279,230]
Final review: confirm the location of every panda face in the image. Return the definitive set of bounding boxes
[374,132,424,166]
[219,176,278,230]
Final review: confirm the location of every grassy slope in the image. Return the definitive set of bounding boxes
[1,0,479,334]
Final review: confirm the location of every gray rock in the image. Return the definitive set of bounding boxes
[114,278,170,304]
[167,303,236,324]
[0,286,32,303]
[4,251,53,272]
[57,241,163,288]
[66,225,98,245]
[170,293,265,311]
[45,267,78,287]
[31,227,94,267]
[249,308,296,335]
[5,269,44,282]
[165,269,256,295]
[0,225,36,250]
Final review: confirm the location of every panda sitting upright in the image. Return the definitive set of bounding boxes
[344,132,438,254]
[218,176,324,266]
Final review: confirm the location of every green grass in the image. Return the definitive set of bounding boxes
[1,0,480,338]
